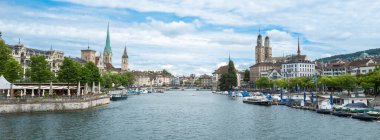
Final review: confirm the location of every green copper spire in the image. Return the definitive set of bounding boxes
[104,22,112,53]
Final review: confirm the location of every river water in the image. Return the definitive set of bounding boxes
[1,91,380,140]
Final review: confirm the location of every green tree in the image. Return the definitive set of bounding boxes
[273,78,288,89]
[0,39,12,75]
[3,59,23,94]
[218,59,237,91]
[243,69,250,82]
[58,57,81,95]
[30,55,53,95]
[162,69,172,76]
[3,59,22,83]
[365,67,380,94]
[256,77,272,90]
[336,74,357,94]
[85,62,101,83]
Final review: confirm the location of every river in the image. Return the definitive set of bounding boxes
[1,91,380,139]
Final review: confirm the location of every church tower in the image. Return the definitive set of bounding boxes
[264,36,272,61]
[121,45,129,71]
[103,22,112,65]
[81,43,96,64]
[297,37,301,56]
[255,30,265,64]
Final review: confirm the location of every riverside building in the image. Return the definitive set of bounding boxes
[281,38,315,78]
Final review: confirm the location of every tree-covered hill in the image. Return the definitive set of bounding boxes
[316,48,380,62]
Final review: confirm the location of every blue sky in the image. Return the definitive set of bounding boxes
[1,0,379,75]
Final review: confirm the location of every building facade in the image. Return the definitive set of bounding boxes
[8,40,64,77]
[79,23,129,74]
[281,38,315,78]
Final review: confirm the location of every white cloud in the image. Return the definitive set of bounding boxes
[2,0,380,75]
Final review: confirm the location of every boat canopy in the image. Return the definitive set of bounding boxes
[344,103,368,108]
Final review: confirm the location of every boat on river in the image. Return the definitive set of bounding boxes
[366,111,380,117]
[110,93,128,101]
[331,111,352,117]
[316,109,331,114]
[352,114,378,121]
[243,94,272,106]
[340,103,373,113]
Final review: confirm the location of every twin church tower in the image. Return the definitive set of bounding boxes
[81,23,129,73]
[255,30,272,64]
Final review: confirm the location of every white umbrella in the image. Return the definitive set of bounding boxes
[77,81,81,96]
[68,88,71,96]
[49,81,53,95]
[98,82,101,94]
[7,89,10,97]
[85,83,88,94]
[92,82,95,93]
[31,89,35,97]
[42,89,45,97]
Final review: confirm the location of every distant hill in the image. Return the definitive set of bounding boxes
[316,48,380,62]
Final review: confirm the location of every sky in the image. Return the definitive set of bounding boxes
[1,0,379,76]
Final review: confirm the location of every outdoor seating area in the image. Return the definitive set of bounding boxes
[0,75,102,99]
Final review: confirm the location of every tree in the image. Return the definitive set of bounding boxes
[58,57,81,95]
[243,69,250,82]
[218,59,237,91]
[256,77,272,90]
[85,62,101,83]
[162,69,172,76]
[0,39,12,75]
[273,78,288,89]
[30,55,53,95]
[366,67,380,94]
[336,74,357,94]
[3,59,23,94]
[3,59,22,83]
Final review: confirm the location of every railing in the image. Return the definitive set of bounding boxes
[0,94,109,104]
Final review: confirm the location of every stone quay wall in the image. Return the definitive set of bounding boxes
[0,95,110,113]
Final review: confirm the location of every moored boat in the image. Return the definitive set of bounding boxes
[110,93,128,101]
[316,109,331,114]
[366,111,380,117]
[352,114,377,121]
[342,103,373,113]
[331,111,352,117]
[242,94,272,106]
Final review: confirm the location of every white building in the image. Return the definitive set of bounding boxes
[281,38,315,79]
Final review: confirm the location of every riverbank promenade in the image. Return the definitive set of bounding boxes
[0,94,110,113]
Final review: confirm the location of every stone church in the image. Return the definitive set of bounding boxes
[81,23,129,74]
[250,31,286,82]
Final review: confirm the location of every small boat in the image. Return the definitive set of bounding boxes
[342,103,373,113]
[352,114,377,121]
[243,95,272,106]
[366,111,380,117]
[110,93,128,101]
[332,111,352,117]
[316,109,331,114]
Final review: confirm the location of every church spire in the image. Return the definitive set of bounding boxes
[104,22,112,53]
[122,44,128,58]
[228,51,231,61]
[297,37,301,56]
